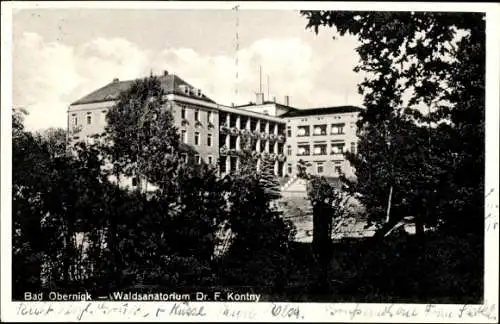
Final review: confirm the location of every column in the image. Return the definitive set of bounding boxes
[265,140,269,153]
[256,158,261,172]
[236,135,241,150]
[256,138,261,152]
[236,157,240,172]
[226,156,231,173]
[274,160,278,176]
[246,117,251,130]
[265,121,270,134]
[273,141,278,154]
[256,119,261,133]
[226,113,230,126]
[236,115,241,129]
[274,123,278,135]
[225,134,230,148]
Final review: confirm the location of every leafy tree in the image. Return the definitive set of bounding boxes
[301,11,485,235]
[104,75,180,193]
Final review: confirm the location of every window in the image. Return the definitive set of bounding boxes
[132,177,138,187]
[297,126,310,137]
[101,110,107,123]
[313,125,327,136]
[207,111,213,123]
[350,142,356,153]
[195,154,201,164]
[313,144,327,155]
[297,144,310,156]
[72,114,78,126]
[87,114,92,125]
[181,153,188,163]
[287,163,292,174]
[181,130,187,144]
[181,107,186,119]
[286,145,292,156]
[331,143,344,154]
[207,155,213,165]
[331,123,345,135]
[287,126,292,137]
[335,166,342,174]
[207,134,212,147]
[194,132,200,146]
[194,109,199,121]
[317,162,324,174]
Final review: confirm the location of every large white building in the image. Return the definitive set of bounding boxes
[68,71,363,186]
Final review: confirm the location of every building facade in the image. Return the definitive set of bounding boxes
[67,71,363,186]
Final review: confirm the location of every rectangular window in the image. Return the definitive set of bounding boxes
[297,126,310,137]
[335,166,342,174]
[207,155,213,165]
[181,107,186,119]
[287,163,292,174]
[87,114,92,125]
[194,132,200,146]
[331,143,344,155]
[351,142,356,153]
[73,116,78,126]
[313,124,327,136]
[132,177,138,187]
[181,153,188,163]
[297,144,310,156]
[287,126,292,137]
[181,130,187,144]
[317,162,324,174]
[101,110,107,123]
[313,144,327,155]
[331,123,345,135]
[207,134,212,147]
[207,111,213,123]
[195,154,201,164]
[286,145,292,156]
[194,109,199,121]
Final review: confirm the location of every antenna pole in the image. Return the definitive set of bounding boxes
[267,75,270,101]
[233,5,240,101]
[259,65,262,93]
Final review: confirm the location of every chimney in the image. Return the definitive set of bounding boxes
[112,78,119,83]
[163,70,169,76]
[256,93,264,105]
[284,95,290,106]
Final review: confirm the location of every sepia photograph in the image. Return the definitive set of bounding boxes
[1,1,498,322]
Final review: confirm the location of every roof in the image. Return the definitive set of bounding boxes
[281,105,365,118]
[71,74,215,105]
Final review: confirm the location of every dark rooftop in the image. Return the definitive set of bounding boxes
[281,105,365,117]
[71,73,215,105]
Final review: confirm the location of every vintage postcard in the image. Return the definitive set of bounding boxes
[1,1,498,322]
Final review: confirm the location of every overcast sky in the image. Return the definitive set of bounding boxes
[13,8,365,131]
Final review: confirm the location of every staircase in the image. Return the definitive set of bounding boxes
[280,175,308,197]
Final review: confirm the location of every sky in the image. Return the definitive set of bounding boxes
[12,7,364,131]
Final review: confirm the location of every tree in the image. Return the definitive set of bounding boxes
[104,75,180,193]
[259,155,282,201]
[301,11,485,235]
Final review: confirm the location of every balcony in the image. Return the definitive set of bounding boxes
[230,127,240,136]
[220,123,229,134]
[241,129,252,137]
[268,134,278,142]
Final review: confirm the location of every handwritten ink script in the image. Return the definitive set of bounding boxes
[485,187,499,232]
[13,301,498,322]
[328,302,498,322]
